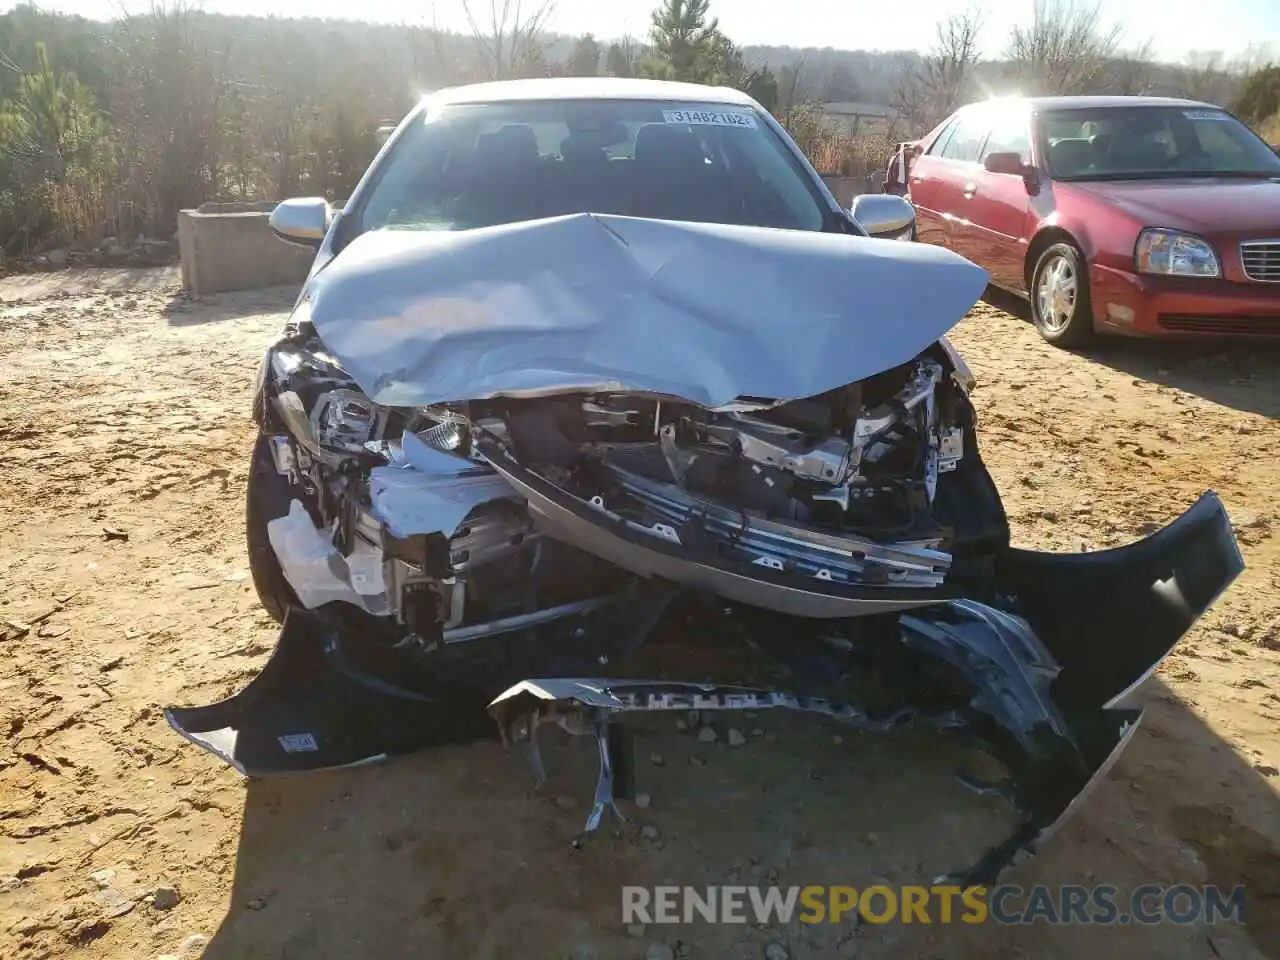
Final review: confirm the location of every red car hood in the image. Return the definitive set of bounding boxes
[1070,178,1280,237]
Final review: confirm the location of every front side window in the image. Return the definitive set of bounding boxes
[1040,106,1280,181]
[981,111,1032,164]
[356,99,829,237]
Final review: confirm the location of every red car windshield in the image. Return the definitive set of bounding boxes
[1039,106,1280,181]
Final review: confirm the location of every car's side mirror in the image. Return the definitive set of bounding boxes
[848,193,916,241]
[983,152,1031,177]
[269,197,333,248]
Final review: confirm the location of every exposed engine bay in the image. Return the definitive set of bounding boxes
[166,213,1245,893]
[254,327,1005,643]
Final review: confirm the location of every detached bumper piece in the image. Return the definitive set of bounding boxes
[164,607,497,776]
[486,675,1141,887]
[165,492,1242,886]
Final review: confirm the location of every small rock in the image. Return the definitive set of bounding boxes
[649,752,665,766]
[1255,763,1279,777]
[152,887,180,910]
[751,728,765,737]
[675,717,689,732]
[178,933,209,956]
[103,896,136,918]
[103,526,129,542]
[689,756,705,767]
[245,897,268,911]
[555,794,578,810]
[832,735,844,745]
[647,943,676,960]
[100,656,125,673]
[48,249,69,266]
[89,868,116,889]
[697,726,718,744]
[727,728,746,747]
[765,944,790,960]
[635,792,652,809]
[641,824,660,841]
[626,922,647,938]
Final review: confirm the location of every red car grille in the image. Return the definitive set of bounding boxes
[1158,314,1280,336]
[1240,241,1280,282]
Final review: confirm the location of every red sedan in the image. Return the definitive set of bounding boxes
[891,96,1280,346]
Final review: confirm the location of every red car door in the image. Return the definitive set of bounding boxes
[907,116,960,249]
[909,109,990,254]
[966,108,1036,292]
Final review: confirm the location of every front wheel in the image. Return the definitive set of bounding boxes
[1030,243,1094,348]
[246,433,300,622]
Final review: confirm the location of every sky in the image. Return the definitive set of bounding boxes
[2,0,1278,62]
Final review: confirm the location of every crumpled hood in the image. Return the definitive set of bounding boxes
[306,213,989,409]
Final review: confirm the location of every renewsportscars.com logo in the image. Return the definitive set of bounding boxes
[622,884,1248,926]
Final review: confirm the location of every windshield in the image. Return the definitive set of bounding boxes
[356,99,829,235]
[1039,106,1280,181]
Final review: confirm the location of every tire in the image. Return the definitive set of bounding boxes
[246,432,300,622]
[1030,242,1094,348]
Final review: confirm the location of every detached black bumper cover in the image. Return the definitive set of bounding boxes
[999,490,1244,708]
[164,608,498,776]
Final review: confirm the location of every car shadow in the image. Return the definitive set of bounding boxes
[163,285,300,326]
[982,287,1280,419]
[195,674,1280,960]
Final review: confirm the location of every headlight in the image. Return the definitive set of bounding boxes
[1135,228,1220,278]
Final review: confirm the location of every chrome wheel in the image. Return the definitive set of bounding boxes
[1036,254,1077,335]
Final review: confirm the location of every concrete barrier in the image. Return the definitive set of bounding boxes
[178,201,314,295]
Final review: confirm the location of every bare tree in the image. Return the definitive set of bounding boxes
[460,0,556,81]
[892,9,984,132]
[1006,0,1122,96]
[1106,38,1155,95]
[780,50,807,127]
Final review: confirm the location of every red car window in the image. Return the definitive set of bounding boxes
[937,113,988,163]
[926,117,960,156]
[980,112,1032,164]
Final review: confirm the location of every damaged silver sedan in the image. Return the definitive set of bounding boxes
[165,78,1244,888]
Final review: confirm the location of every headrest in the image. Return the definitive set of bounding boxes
[633,123,705,168]
[1048,137,1093,173]
[475,124,539,166]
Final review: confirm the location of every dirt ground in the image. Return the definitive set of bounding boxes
[1,270,1278,960]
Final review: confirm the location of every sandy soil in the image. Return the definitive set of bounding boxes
[1,273,1278,960]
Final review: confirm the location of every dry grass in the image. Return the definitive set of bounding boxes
[1261,112,1280,144]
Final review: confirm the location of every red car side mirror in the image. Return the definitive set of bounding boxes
[983,151,1027,176]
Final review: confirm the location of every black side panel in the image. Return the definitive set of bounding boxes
[997,492,1243,709]
[164,608,495,776]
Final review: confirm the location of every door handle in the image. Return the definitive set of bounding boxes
[963,182,977,198]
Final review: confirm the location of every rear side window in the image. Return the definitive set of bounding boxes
[938,114,989,163]
[926,117,960,156]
